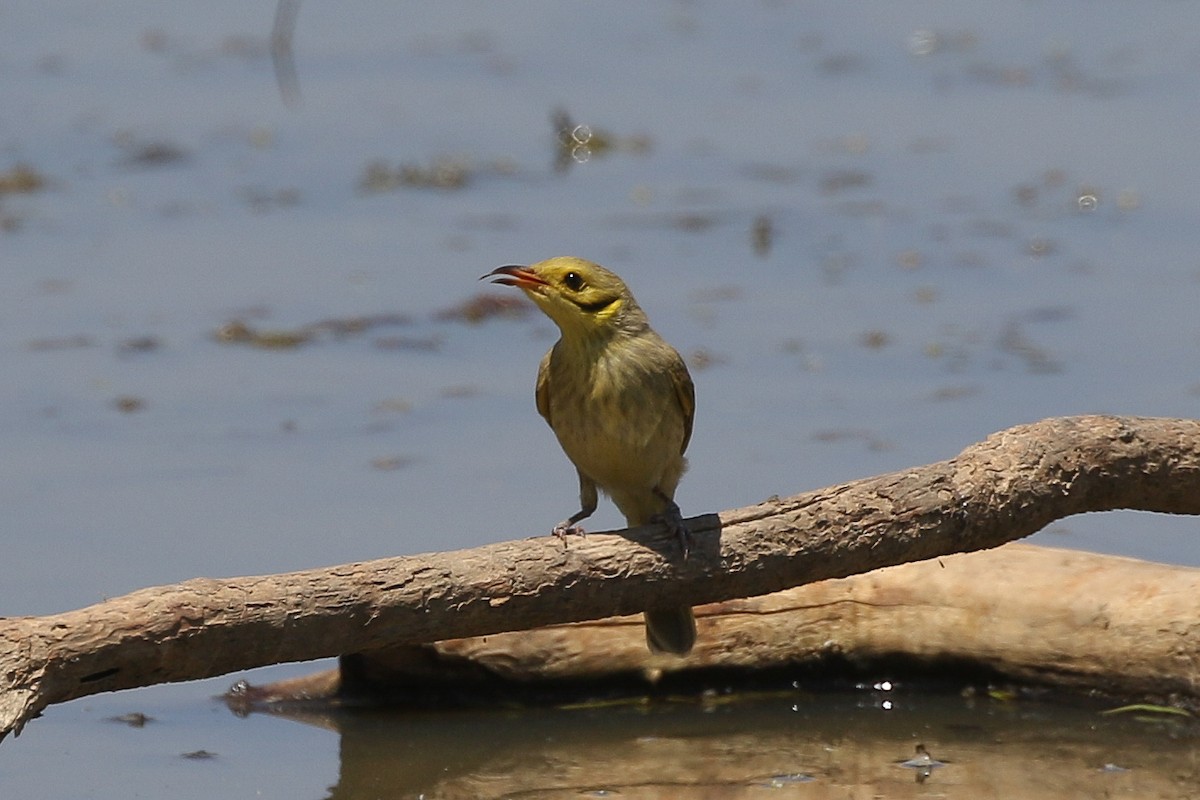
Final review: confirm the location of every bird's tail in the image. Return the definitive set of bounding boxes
[644,605,696,655]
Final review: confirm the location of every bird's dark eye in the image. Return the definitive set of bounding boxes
[563,271,585,291]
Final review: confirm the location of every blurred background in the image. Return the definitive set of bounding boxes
[2,2,1197,796]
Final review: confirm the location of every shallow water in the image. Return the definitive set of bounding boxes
[2,1,1198,796]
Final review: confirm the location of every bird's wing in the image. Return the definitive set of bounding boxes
[535,347,553,426]
[672,357,696,455]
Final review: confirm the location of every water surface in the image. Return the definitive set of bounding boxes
[2,1,1198,796]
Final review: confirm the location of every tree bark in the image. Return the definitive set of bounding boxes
[282,542,1196,703]
[2,414,1199,740]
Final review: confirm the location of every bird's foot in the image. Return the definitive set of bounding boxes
[552,521,587,543]
[652,501,692,559]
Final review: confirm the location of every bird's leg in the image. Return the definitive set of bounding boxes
[652,488,692,559]
[553,472,598,541]
[552,507,592,540]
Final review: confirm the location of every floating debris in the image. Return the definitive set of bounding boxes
[812,428,893,452]
[307,313,412,337]
[180,750,217,760]
[899,743,947,769]
[115,136,190,169]
[928,384,981,402]
[860,329,890,349]
[370,455,415,471]
[0,163,46,194]
[1100,703,1192,719]
[215,320,311,349]
[214,313,413,349]
[898,744,947,784]
[114,396,146,413]
[360,156,468,191]
[1025,236,1057,257]
[688,348,725,371]
[118,336,162,354]
[436,293,530,324]
[359,155,516,193]
[552,108,651,171]
[373,397,413,414]
[107,712,153,728]
[751,213,774,257]
[913,286,938,303]
[896,249,923,270]
[998,322,1063,374]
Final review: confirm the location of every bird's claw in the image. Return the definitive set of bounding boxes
[552,521,587,543]
[652,502,692,559]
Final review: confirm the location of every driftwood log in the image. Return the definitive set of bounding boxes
[242,542,1200,711]
[2,414,1199,741]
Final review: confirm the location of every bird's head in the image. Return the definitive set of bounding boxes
[483,256,646,338]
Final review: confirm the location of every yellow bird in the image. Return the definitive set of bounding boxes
[485,256,697,655]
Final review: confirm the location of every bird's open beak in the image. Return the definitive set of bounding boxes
[482,265,548,288]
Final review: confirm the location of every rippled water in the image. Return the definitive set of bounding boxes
[2,2,1198,796]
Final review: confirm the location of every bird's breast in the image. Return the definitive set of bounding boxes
[545,339,686,491]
